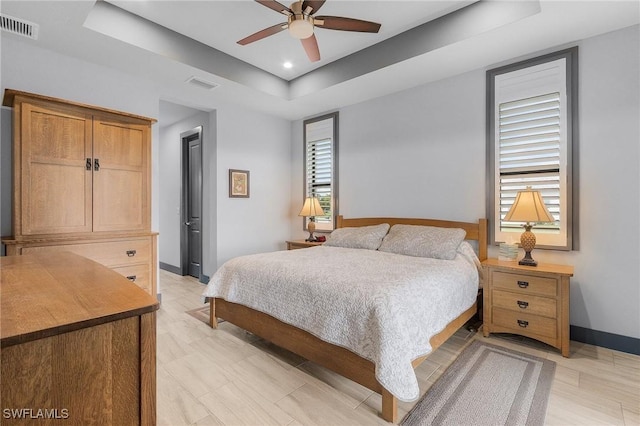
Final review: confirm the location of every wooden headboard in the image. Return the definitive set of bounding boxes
[336,215,488,261]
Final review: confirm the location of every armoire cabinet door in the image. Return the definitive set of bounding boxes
[20,102,93,235]
[92,116,150,232]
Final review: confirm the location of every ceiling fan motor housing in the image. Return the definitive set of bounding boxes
[288,2,314,39]
[239,0,381,62]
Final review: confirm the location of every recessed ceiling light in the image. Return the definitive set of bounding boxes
[283,62,293,69]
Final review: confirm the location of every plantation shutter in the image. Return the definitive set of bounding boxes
[305,115,336,227]
[489,50,577,249]
[306,138,332,223]
[499,93,561,232]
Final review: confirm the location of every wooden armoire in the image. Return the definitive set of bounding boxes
[2,89,158,297]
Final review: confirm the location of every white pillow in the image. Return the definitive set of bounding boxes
[378,224,466,260]
[324,223,390,250]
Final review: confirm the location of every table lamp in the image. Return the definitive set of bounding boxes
[298,196,324,242]
[503,186,554,266]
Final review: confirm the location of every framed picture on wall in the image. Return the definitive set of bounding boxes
[229,169,250,198]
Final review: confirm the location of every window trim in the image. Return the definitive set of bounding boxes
[486,47,579,250]
[303,111,339,232]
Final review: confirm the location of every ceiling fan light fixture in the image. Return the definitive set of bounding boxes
[239,0,381,63]
[288,17,313,39]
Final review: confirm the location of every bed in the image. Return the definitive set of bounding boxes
[204,216,487,423]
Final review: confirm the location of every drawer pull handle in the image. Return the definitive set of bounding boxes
[126,250,137,257]
[517,319,529,328]
[517,300,529,309]
[517,280,529,289]
[126,275,137,282]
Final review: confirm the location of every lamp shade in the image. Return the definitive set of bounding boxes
[298,196,324,217]
[504,187,554,223]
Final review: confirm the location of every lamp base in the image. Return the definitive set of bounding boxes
[519,225,538,266]
[305,220,316,242]
[518,251,538,267]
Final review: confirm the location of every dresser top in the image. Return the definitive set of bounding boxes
[0,252,159,347]
[482,257,574,276]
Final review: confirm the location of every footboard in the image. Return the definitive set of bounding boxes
[207,296,477,423]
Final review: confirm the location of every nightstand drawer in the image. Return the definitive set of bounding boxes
[493,307,557,339]
[492,271,557,297]
[492,290,557,318]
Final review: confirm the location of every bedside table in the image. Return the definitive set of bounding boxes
[482,258,574,357]
[286,240,324,250]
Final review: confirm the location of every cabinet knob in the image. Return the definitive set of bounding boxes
[126,275,137,282]
[126,250,137,257]
[94,158,100,171]
[86,158,92,170]
[517,280,529,289]
[517,300,529,309]
[517,319,529,328]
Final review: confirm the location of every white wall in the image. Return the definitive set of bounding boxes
[158,104,292,271]
[292,25,640,339]
[339,70,486,221]
[216,103,292,266]
[564,25,639,338]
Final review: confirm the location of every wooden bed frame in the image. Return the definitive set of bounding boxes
[208,216,487,423]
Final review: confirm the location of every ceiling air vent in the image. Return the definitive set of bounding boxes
[186,76,219,91]
[0,14,39,40]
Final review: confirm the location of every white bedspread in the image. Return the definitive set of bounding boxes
[202,244,479,401]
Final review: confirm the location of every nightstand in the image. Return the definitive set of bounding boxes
[286,240,324,250]
[482,258,574,357]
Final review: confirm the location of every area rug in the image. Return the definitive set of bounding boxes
[401,340,556,426]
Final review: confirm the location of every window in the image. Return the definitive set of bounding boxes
[304,112,338,231]
[487,48,578,249]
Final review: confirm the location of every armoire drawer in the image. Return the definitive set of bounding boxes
[113,264,151,293]
[21,239,151,268]
[492,271,557,297]
[492,289,557,318]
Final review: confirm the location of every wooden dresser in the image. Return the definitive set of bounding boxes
[1,89,158,296]
[482,258,574,357]
[0,252,159,425]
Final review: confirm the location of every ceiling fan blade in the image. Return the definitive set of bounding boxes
[237,23,287,45]
[301,0,326,14]
[255,0,292,15]
[301,34,320,62]
[315,16,381,33]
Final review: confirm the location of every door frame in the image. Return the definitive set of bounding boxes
[180,126,203,280]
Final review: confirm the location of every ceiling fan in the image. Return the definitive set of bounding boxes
[237,0,381,62]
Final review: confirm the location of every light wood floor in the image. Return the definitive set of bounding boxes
[157,270,640,425]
